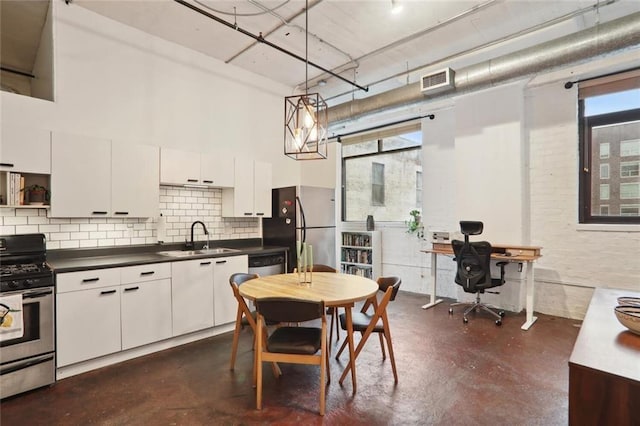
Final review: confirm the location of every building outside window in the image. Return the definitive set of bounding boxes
[342,124,422,221]
[578,69,640,223]
[416,171,423,208]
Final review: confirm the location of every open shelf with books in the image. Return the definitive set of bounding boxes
[340,230,381,279]
[0,172,50,209]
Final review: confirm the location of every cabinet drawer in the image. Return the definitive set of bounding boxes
[56,268,121,293]
[121,263,171,284]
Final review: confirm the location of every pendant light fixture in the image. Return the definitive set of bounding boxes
[284,0,328,160]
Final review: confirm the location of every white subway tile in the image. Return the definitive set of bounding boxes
[16,225,39,234]
[80,223,98,232]
[107,231,124,239]
[98,224,115,231]
[3,216,28,225]
[89,231,107,239]
[0,225,15,234]
[60,224,80,232]
[16,209,34,217]
[28,216,48,225]
[0,208,16,217]
[70,232,89,240]
[98,239,115,247]
[131,237,147,245]
[70,218,90,224]
[39,224,60,232]
[50,218,71,224]
[60,240,80,249]
[50,232,70,241]
[115,238,131,246]
[79,240,98,248]
[46,241,60,250]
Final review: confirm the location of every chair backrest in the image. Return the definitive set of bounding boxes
[230,272,259,287]
[229,273,259,329]
[361,276,402,313]
[292,264,337,273]
[452,239,493,292]
[255,298,325,323]
[377,276,402,301]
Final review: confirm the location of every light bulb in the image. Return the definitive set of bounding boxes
[302,104,315,129]
[293,128,304,150]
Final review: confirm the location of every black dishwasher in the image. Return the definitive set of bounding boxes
[248,252,286,276]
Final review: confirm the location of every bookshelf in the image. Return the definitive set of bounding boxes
[0,172,50,209]
[340,230,381,279]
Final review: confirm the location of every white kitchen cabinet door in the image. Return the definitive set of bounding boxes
[221,158,272,217]
[121,278,172,350]
[200,153,234,188]
[112,142,159,218]
[171,259,214,336]
[160,148,201,185]
[56,286,121,367]
[213,255,248,326]
[253,160,272,218]
[51,132,111,218]
[0,126,51,174]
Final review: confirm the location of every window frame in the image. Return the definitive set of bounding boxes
[579,107,640,224]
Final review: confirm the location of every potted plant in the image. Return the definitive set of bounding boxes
[21,184,50,205]
[406,209,424,238]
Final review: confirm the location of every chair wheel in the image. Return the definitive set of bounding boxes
[499,311,505,317]
[495,319,502,326]
[448,308,453,315]
[463,317,468,324]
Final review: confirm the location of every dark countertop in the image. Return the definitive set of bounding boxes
[48,239,288,273]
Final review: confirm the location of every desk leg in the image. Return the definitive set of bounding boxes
[521,261,538,330]
[338,306,357,395]
[422,252,443,309]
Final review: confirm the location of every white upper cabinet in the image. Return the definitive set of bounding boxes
[112,142,159,218]
[51,132,159,218]
[160,148,234,187]
[200,153,234,187]
[222,158,272,218]
[51,132,111,218]
[159,148,200,185]
[0,126,51,174]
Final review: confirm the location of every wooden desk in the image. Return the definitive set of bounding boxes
[239,272,379,394]
[422,242,542,330]
[569,288,640,425]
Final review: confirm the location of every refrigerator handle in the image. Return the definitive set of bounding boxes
[296,195,307,244]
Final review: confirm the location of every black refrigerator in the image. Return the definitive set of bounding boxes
[262,186,336,272]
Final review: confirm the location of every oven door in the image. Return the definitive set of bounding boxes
[0,287,54,365]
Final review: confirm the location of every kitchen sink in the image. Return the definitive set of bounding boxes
[157,248,240,257]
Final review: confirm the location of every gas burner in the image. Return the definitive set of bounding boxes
[0,263,46,277]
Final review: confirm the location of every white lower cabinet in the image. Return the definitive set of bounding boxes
[121,278,172,350]
[57,285,121,367]
[171,259,214,336]
[213,255,248,325]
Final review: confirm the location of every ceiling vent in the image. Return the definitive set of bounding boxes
[420,68,455,94]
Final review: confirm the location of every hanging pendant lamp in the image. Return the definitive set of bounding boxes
[284,0,328,160]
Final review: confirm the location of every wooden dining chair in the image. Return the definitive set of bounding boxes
[255,297,329,416]
[335,276,402,384]
[299,264,341,345]
[229,273,281,382]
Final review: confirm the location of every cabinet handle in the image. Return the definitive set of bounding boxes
[187,179,198,183]
[124,286,140,292]
[82,277,100,283]
[92,211,108,215]
[216,260,227,264]
[140,271,155,276]
[200,261,212,266]
[0,163,14,168]
[100,290,117,295]
[114,211,129,215]
[203,180,213,184]
[244,212,252,216]
[256,212,264,216]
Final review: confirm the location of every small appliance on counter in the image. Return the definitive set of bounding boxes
[0,233,55,399]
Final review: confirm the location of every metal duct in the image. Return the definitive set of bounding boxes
[327,11,640,125]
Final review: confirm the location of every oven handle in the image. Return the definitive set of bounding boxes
[22,288,53,299]
[0,354,54,376]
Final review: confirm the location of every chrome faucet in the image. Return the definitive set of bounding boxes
[186,220,209,250]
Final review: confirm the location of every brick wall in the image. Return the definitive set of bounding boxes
[0,186,260,249]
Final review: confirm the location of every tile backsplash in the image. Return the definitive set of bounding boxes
[0,186,260,249]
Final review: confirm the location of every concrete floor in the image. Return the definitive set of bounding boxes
[1,291,580,425]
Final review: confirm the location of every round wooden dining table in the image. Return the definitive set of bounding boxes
[239,272,378,394]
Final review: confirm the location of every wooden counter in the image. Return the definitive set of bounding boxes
[568,287,640,425]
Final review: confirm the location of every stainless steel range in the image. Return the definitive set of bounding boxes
[0,233,55,399]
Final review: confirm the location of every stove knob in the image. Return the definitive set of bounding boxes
[25,279,35,287]
[8,280,20,289]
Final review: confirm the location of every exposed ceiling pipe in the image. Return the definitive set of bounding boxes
[327,11,640,125]
[173,0,368,92]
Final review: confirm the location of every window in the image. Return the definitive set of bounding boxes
[342,125,422,221]
[579,69,640,223]
[620,183,640,199]
[371,162,385,206]
[621,204,640,216]
[621,139,640,157]
[621,161,640,178]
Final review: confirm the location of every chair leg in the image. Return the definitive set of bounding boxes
[378,333,386,360]
[328,311,335,355]
[335,336,348,360]
[230,308,243,370]
[256,326,263,409]
[325,347,331,384]
[334,309,340,342]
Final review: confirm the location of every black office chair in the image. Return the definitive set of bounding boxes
[449,221,508,326]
